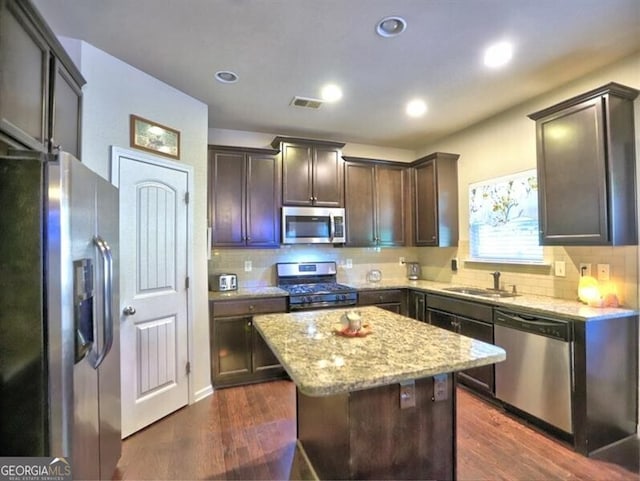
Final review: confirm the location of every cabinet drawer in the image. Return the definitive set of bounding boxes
[426,294,493,323]
[213,297,287,317]
[358,289,404,306]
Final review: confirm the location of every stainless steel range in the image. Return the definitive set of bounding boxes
[277,261,357,311]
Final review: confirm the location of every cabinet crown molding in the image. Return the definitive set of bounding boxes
[270,136,345,149]
[208,144,280,155]
[527,82,639,120]
[411,152,460,167]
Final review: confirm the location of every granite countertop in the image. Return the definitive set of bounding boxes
[349,279,638,322]
[208,280,638,321]
[208,286,288,301]
[253,306,506,397]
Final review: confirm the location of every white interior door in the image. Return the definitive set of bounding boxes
[112,148,190,438]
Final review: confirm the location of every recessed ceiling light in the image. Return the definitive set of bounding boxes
[214,70,239,83]
[406,99,427,118]
[483,41,514,68]
[376,16,407,37]
[320,84,343,102]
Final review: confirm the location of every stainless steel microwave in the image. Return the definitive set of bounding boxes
[282,206,346,244]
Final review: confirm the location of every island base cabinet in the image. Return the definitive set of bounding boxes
[296,375,455,480]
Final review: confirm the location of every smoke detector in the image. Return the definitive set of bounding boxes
[290,96,324,109]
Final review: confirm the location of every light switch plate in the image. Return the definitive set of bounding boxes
[345,258,353,268]
[244,260,252,272]
[554,260,566,277]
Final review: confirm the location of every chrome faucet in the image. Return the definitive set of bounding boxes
[491,271,501,291]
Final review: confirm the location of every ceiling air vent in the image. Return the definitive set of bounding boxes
[290,96,323,109]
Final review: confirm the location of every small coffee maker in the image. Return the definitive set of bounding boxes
[405,261,420,280]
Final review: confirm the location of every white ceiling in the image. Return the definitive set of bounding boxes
[33,0,640,150]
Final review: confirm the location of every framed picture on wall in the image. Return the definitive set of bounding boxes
[130,114,180,159]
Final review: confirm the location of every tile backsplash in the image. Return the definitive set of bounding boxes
[209,242,639,309]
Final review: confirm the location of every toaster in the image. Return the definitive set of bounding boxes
[212,273,237,291]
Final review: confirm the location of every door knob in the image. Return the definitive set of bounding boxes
[123,306,137,316]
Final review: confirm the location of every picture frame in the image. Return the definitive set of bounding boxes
[130,114,180,159]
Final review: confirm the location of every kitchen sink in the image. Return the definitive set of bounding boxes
[442,286,518,298]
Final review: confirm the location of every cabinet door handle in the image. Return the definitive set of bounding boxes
[248,305,254,311]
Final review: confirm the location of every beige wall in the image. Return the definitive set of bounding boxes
[62,38,212,401]
[414,52,640,309]
[209,54,640,309]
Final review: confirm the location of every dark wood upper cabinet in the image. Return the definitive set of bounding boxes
[271,136,345,207]
[411,152,459,247]
[528,83,638,245]
[50,57,82,158]
[0,0,84,155]
[344,157,407,247]
[208,145,281,248]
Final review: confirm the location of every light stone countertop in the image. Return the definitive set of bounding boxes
[208,286,288,301]
[208,280,638,321]
[349,279,638,322]
[253,306,506,397]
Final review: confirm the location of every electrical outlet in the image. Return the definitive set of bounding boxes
[345,258,353,269]
[554,260,566,277]
[451,257,458,272]
[244,260,252,272]
[597,263,610,281]
[579,263,592,277]
[399,256,405,265]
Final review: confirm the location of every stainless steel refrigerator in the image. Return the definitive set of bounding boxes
[0,151,121,480]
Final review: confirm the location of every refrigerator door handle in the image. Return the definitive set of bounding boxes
[90,236,114,369]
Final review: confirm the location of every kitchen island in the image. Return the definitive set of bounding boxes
[253,306,506,480]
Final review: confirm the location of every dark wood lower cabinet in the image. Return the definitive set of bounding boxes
[357,289,406,315]
[407,290,427,322]
[572,314,638,455]
[426,295,495,396]
[297,375,455,480]
[210,297,287,387]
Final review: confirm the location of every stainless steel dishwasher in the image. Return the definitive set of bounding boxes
[494,309,573,434]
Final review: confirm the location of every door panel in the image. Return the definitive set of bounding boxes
[376,165,405,246]
[246,153,280,246]
[345,162,375,246]
[209,150,245,246]
[313,146,343,207]
[116,151,189,438]
[282,143,313,205]
[135,316,177,396]
[414,161,438,245]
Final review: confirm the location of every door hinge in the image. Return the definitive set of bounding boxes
[185,361,191,375]
[185,192,190,204]
[185,276,190,289]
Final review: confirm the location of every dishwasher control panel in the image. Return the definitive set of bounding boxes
[494,310,571,341]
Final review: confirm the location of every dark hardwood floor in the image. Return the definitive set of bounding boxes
[113,380,639,480]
